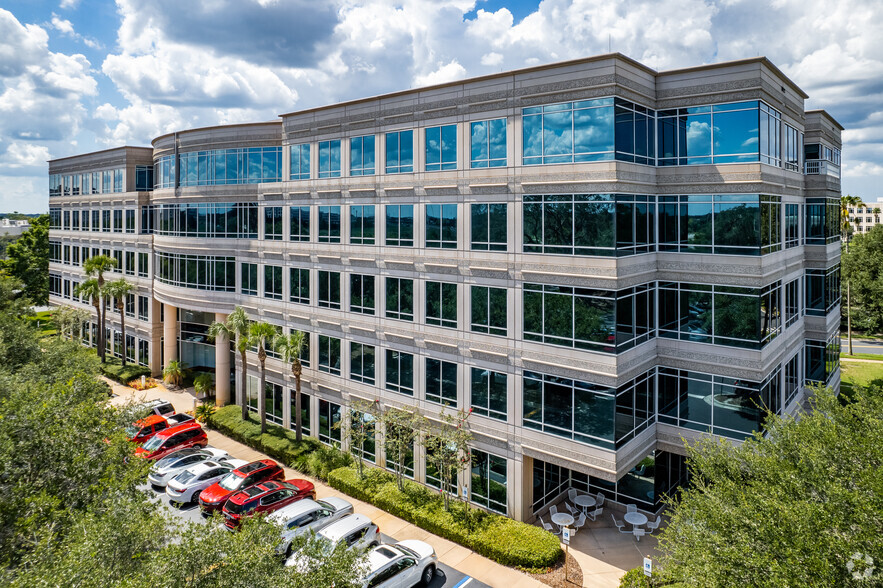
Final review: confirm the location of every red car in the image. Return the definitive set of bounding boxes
[198,459,284,515]
[134,422,207,460]
[222,478,315,530]
[126,414,169,444]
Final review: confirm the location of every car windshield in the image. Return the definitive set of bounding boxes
[142,435,165,451]
[218,472,243,491]
[125,425,139,437]
[174,470,196,484]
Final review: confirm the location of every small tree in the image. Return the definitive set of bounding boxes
[382,408,426,491]
[83,255,118,362]
[424,409,473,511]
[275,330,307,442]
[75,279,103,357]
[103,279,134,367]
[249,321,279,435]
[193,373,215,399]
[162,360,186,388]
[208,307,250,416]
[339,399,380,479]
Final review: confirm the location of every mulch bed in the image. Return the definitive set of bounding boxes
[529,548,583,588]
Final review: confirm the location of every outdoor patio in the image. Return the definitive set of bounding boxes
[534,495,662,587]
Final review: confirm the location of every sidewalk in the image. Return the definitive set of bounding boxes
[108,379,546,588]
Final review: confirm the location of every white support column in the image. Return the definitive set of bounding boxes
[162,303,178,369]
[214,312,230,406]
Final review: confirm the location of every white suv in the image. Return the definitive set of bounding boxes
[270,497,354,557]
[362,540,438,588]
[285,513,380,569]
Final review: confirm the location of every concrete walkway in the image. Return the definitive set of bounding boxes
[108,379,547,588]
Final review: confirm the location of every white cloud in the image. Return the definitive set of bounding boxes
[59,0,80,8]
[481,52,503,66]
[50,14,74,36]
[2,142,51,169]
[414,60,467,87]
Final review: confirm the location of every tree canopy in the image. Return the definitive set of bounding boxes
[842,225,883,333]
[657,384,883,587]
[1,214,48,304]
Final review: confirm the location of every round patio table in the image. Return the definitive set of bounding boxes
[624,512,648,527]
[574,494,596,512]
[551,511,574,532]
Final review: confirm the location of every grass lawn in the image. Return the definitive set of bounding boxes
[841,360,883,393]
[26,310,57,337]
[841,353,883,361]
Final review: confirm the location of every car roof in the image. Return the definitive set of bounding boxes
[185,460,229,475]
[269,498,322,523]
[366,544,406,573]
[135,414,166,427]
[316,496,352,512]
[156,421,202,438]
[318,513,372,542]
[234,459,277,475]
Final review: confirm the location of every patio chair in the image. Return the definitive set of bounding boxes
[611,514,627,533]
[567,488,578,502]
[565,502,579,516]
[573,512,587,530]
[626,504,638,513]
[633,527,646,542]
[550,505,559,516]
[647,516,662,533]
[588,506,604,521]
[539,516,557,534]
[595,492,605,507]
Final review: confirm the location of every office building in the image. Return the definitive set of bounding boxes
[48,53,842,521]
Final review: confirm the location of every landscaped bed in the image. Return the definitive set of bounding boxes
[208,405,562,570]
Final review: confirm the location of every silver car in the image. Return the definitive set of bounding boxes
[270,496,354,557]
[165,458,247,504]
[362,540,438,588]
[286,513,380,570]
[147,447,229,487]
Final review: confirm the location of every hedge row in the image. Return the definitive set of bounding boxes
[208,406,561,570]
[100,358,151,384]
[207,405,350,480]
[328,465,561,570]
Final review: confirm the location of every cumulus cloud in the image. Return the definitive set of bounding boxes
[414,60,467,87]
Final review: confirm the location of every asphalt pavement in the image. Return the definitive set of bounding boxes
[140,477,490,588]
[842,338,883,355]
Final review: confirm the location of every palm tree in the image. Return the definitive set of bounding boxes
[208,307,250,418]
[83,255,118,362]
[75,279,103,357]
[249,321,279,435]
[275,330,306,442]
[841,194,866,242]
[104,279,134,366]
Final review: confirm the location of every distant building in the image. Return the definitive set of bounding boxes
[0,218,30,237]
[848,199,883,235]
[48,53,841,521]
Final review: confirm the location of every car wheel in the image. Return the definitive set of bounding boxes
[190,490,201,503]
[420,564,435,586]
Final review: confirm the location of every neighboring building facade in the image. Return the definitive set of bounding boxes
[48,54,842,522]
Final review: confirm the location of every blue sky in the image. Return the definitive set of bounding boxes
[1,0,882,212]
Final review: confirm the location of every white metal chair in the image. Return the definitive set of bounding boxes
[647,516,662,533]
[626,504,638,514]
[573,512,587,530]
[611,515,627,533]
[588,506,604,521]
[633,527,646,542]
[567,488,578,502]
[565,502,579,516]
[540,516,558,534]
[595,492,605,507]
[550,504,559,516]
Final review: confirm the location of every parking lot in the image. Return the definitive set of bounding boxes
[141,464,490,588]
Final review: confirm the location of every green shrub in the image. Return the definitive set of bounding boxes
[619,568,651,588]
[99,357,150,383]
[327,466,561,569]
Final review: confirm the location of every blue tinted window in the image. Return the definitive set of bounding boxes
[386,205,414,246]
[426,204,457,249]
[290,143,310,180]
[318,205,341,243]
[175,147,282,186]
[471,118,507,168]
[385,130,413,174]
[425,125,457,171]
[350,135,375,176]
[318,140,341,178]
[522,100,614,165]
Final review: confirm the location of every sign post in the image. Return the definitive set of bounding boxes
[562,526,571,583]
[643,557,652,577]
